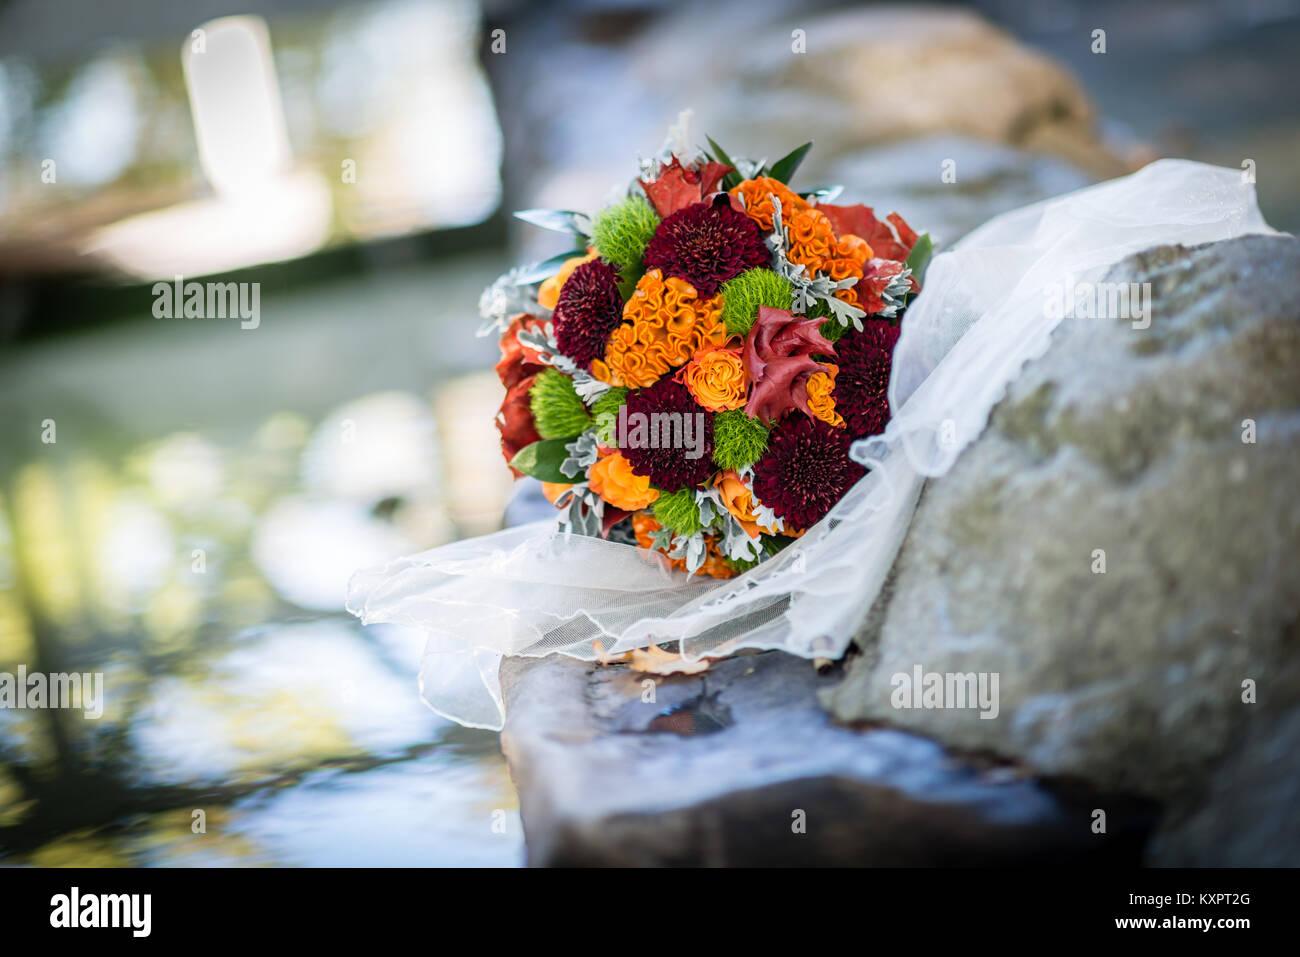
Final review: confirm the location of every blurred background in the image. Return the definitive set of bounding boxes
[0,0,1296,866]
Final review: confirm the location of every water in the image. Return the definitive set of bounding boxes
[0,253,525,866]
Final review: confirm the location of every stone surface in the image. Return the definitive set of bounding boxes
[500,649,1154,866]
[671,4,1123,180]
[822,234,1300,860]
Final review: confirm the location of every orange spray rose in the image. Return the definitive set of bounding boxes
[537,250,598,310]
[588,452,659,511]
[679,346,749,412]
[714,470,763,539]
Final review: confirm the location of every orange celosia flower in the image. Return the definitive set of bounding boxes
[589,452,659,511]
[714,470,763,539]
[591,269,726,389]
[826,234,873,278]
[805,363,845,428]
[732,180,882,308]
[537,249,598,310]
[678,346,748,412]
[786,206,837,274]
[730,176,810,233]
[822,234,874,305]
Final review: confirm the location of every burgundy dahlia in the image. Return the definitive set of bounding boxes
[832,320,900,439]
[751,417,866,531]
[553,258,625,366]
[642,198,769,298]
[620,376,715,490]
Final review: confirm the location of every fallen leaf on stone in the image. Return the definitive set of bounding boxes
[628,643,711,675]
[591,639,632,665]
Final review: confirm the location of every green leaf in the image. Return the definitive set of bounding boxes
[902,233,934,309]
[513,208,590,236]
[905,232,934,280]
[706,135,743,190]
[705,135,735,168]
[767,141,813,185]
[515,248,588,285]
[508,438,575,483]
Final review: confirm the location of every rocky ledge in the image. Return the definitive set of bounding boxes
[500,650,1155,866]
[500,233,1299,866]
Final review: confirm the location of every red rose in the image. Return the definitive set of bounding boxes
[854,258,918,316]
[497,373,543,476]
[495,313,548,390]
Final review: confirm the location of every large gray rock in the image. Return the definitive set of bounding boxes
[500,649,1154,866]
[822,234,1300,859]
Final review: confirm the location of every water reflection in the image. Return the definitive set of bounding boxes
[132,621,441,783]
[0,254,521,866]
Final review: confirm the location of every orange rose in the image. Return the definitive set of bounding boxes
[679,347,749,412]
[806,363,845,428]
[541,481,573,504]
[589,452,659,511]
[537,250,598,310]
[714,470,763,539]
[633,511,664,550]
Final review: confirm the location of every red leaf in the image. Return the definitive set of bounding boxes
[743,306,837,424]
[640,156,735,218]
[818,203,918,262]
[695,161,733,196]
[885,212,919,255]
[600,506,631,538]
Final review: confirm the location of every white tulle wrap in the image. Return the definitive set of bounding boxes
[347,160,1277,730]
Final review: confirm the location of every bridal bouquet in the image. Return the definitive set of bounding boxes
[482,138,932,578]
[351,111,1267,729]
